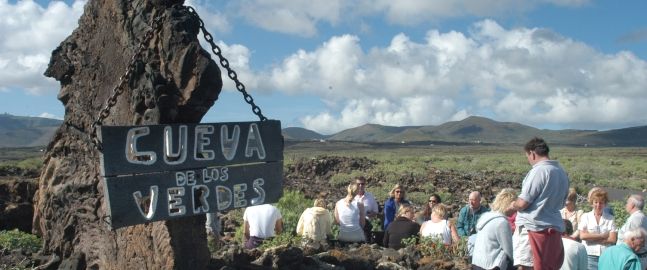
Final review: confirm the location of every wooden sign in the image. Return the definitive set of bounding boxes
[98,120,283,229]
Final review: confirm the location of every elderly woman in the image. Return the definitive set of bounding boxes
[383,204,420,249]
[296,198,333,249]
[579,188,617,270]
[383,184,411,230]
[560,188,584,240]
[420,203,459,245]
[416,194,441,224]
[335,183,366,243]
[471,188,516,270]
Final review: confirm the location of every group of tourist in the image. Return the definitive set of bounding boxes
[234,137,646,270]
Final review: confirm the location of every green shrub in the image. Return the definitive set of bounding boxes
[276,190,313,236]
[259,233,301,250]
[403,235,469,259]
[0,229,41,253]
[16,157,43,172]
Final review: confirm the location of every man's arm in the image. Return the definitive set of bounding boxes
[512,198,530,212]
[366,193,379,217]
[243,220,250,242]
[456,207,467,236]
[274,218,283,235]
[358,203,366,227]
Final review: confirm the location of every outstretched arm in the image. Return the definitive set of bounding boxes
[274,218,283,235]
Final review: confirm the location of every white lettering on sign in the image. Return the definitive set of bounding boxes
[126,127,157,165]
[220,125,240,161]
[192,185,210,214]
[129,168,268,220]
[245,123,266,159]
[202,167,228,183]
[167,187,186,216]
[216,186,232,210]
[250,178,265,205]
[175,170,196,186]
[164,125,187,165]
[123,123,268,166]
[194,125,215,161]
[233,184,247,208]
[133,185,159,220]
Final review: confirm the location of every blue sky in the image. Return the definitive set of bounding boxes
[1,0,646,134]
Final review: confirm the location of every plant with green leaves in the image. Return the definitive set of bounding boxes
[275,190,313,236]
[403,235,469,260]
[0,229,41,253]
[258,233,302,250]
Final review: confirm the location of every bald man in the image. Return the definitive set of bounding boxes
[457,191,490,237]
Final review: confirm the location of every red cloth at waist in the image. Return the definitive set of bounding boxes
[527,228,564,270]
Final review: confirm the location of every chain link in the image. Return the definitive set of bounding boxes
[90,7,269,150]
[185,6,268,122]
[89,15,164,150]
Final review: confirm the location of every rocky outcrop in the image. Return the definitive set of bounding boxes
[34,0,222,269]
[0,179,37,232]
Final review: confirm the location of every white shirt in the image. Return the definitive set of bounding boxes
[578,210,616,256]
[243,204,282,238]
[420,219,452,245]
[353,191,379,216]
[617,210,647,254]
[336,199,362,232]
[560,237,587,270]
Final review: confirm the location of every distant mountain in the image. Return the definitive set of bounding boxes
[2,113,647,147]
[328,124,419,142]
[282,127,327,141]
[0,114,62,148]
[289,116,647,146]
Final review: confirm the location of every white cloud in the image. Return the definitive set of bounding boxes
[256,19,647,133]
[184,0,231,34]
[231,0,343,37]
[224,0,591,34]
[38,112,62,120]
[0,0,86,94]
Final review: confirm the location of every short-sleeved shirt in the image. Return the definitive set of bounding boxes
[353,191,379,216]
[617,210,647,254]
[515,160,569,232]
[561,237,587,270]
[578,210,616,256]
[243,204,282,239]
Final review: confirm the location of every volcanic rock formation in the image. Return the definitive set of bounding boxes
[34,0,222,268]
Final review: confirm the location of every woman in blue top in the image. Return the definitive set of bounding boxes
[383,184,410,231]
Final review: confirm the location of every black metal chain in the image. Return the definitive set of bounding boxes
[184,6,268,122]
[90,7,268,150]
[89,15,164,150]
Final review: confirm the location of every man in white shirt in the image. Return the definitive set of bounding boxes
[243,204,283,249]
[617,194,647,267]
[353,176,379,241]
